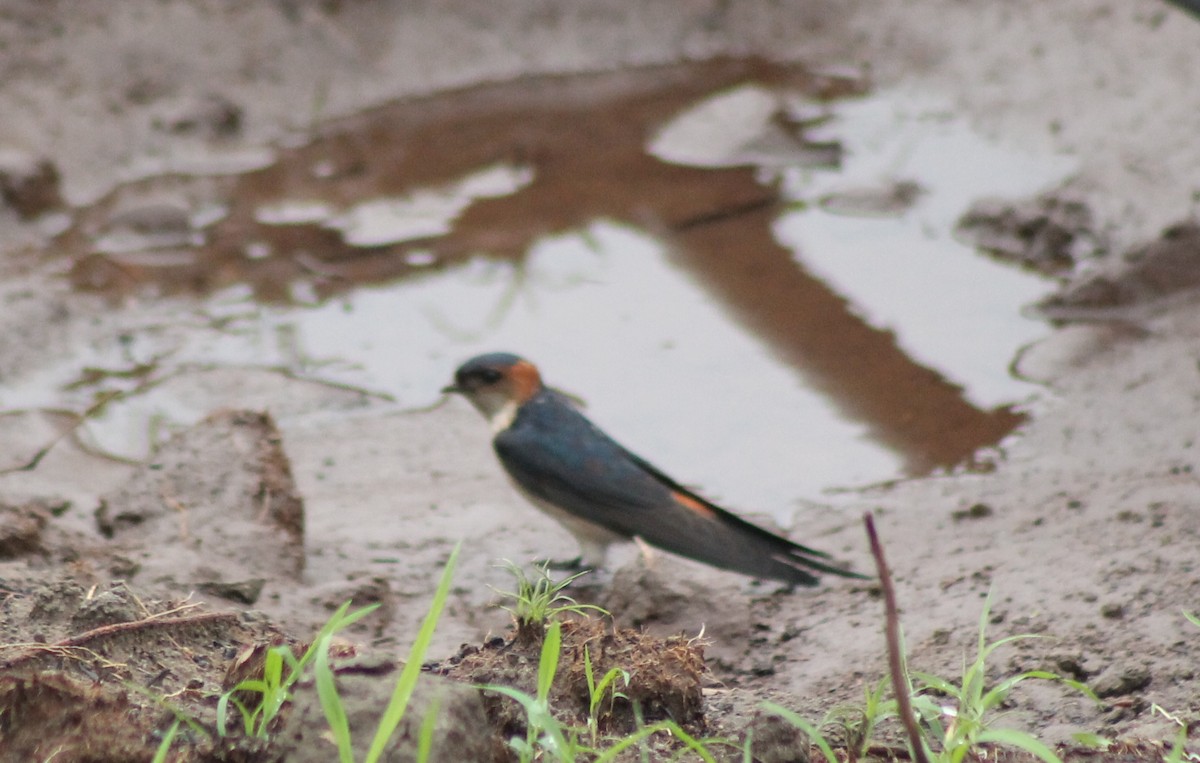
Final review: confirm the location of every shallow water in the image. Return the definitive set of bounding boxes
[15,59,1076,517]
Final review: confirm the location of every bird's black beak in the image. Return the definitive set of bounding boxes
[441,384,463,395]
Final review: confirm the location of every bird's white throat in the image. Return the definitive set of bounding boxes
[489,398,519,433]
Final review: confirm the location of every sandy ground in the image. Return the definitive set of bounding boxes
[2,1,1200,760]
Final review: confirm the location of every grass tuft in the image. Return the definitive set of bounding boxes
[769,512,1103,763]
[492,560,607,644]
[216,600,379,739]
[215,542,460,763]
[905,592,1100,763]
[311,542,461,763]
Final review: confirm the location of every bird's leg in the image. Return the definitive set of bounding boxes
[633,536,657,569]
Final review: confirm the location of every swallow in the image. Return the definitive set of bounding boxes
[443,352,868,586]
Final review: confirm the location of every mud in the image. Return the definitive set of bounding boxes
[3,1,1200,762]
[435,618,706,738]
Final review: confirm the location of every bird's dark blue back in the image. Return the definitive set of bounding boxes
[492,389,672,531]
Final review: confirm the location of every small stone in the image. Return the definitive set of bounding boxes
[29,581,86,621]
[957,193,1097,274]
[197,578,266,605]
[0,151,63,219]
[952,503,994,521]
[1100,602,1125,619]
[738,710,811,763]
[160,93,243,138]
[750,656,777,677]
[0,503,49,558]
[71,588,140,630]
[109,556,142,578]
[1093,664,1151,697]
[1051,654,1089,680]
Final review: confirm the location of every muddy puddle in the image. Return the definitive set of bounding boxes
[7,1,1200,758]
[12,57,1074,512]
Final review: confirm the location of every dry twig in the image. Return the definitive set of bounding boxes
[864,511,930,763]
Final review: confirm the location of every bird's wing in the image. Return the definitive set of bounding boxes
[614,445,836,559]
[493,401,671,524]
[494,397,865,585]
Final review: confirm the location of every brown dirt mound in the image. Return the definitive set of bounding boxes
[432,617,707,742]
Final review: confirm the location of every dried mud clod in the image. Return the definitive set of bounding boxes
[433,618,707,740]
[0,501,50,558]
[0,579,278,762]
[956,192,1100,275]
[93,408,306,601]
[736,710,813,763]
[0,671,152,763]
[96,409,303,547]
[1033,221,1200,322]
[0,152,64,219]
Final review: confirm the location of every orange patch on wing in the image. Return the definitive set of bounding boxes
[672,490,717,520]
[509,359,544,403]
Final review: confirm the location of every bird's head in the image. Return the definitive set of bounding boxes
[443,352,544,431]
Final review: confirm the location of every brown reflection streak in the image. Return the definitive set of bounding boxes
[51,57,1023,474]
[668,204,1027,475]
[56,58,847,300]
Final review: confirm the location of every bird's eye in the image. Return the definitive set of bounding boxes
[477,368,503,384]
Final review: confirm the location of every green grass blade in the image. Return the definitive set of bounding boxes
[1070,731,1112,750]
[263,647,284,685]
[537,620,562,702]
[977,728,1064,763]
[364,542,460,763]
[217,679,268,736]
[911,670,958,696]
[258,647,290,731]
[761,702,839,763]
[416,697,441,763]
[982,670,1101,710]
[151,718,182,763]
[478,684,536,709]
[591,721,673,763]
[593,668,629,709]
[227,678,270,694]
[314,632,355,763]
[981,670,1053,709]
[278,644,303,676]
[485,677,570,758]
[292,601,381,677]
[1166,723,1189,763]
[978,633,1039,662]
[584,646,596,696]
[658,720,717,763]
[334,601,383,629]
[977,591,993,654]
[215,692,232,737]
[216,693,255,737]
[1058,677,1102,704]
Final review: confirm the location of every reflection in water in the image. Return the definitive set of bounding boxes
[669,205,1026,477]
[56,58,848,302]
[31,58,1070,504]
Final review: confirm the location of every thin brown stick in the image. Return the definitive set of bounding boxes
[57,611,233,649]
[864,511,930,763]
[0,611,237,669]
